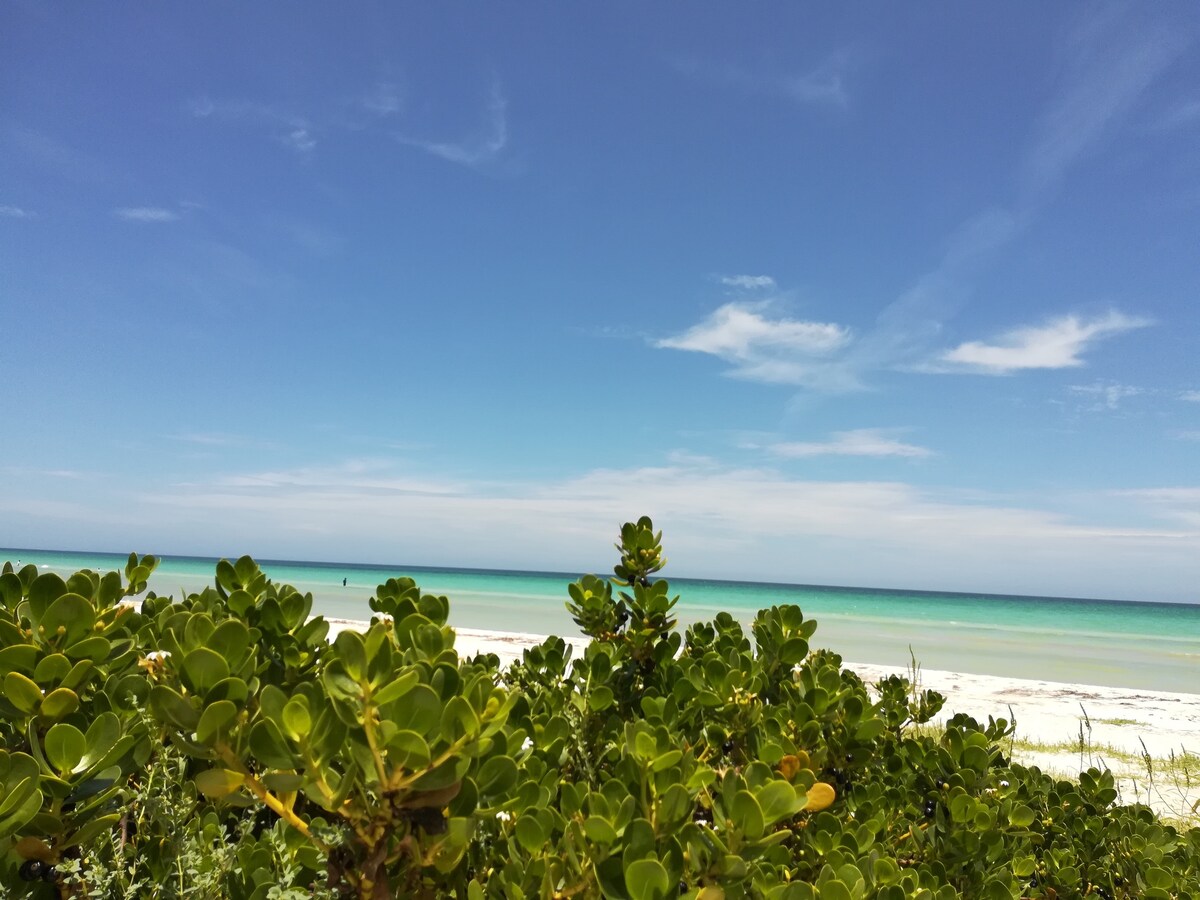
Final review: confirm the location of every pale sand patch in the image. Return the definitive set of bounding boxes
[327,619,1200,820]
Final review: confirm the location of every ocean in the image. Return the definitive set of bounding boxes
[5,548,1198,693]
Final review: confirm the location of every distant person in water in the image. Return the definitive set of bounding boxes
[343,577,347,587]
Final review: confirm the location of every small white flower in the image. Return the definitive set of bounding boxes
[1000,780,1010,788]
[495,811,511,822]
[145,650,171,661]
[521,736,534,752]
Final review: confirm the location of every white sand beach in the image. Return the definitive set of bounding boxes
[328,619,1200,820]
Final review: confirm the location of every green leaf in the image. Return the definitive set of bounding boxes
[197,700,239,745]
[249,719,296,769]
[386,730,431,770]
[475,755,517,797]
[1009,804,1035,828]
[79,713,121,769]
[206,619,251,667]
[182,647,230,694]
[583,816,618,845]
[757,780,802,824]
[0,645,39,678]
[38,687,80,721]
[514,815,546,853]
[205,676,250,705]
[650,750,682,773]
[149,684,200,730]
[372,669,419,707]
[731,790,765,840]
[1012,856,1035,877]
[68,812,120,850]
[282,697,313,740]
[587,685,615,712]
[817,881,853,900]
[442,695,480,742]
[194,768,246,798]
[625,858,670,900]
[63,635,110,661]
[27,573,67,621]
[59,659,95,692]
[398,684,441,737]
[261,772,303,792]
[334,630,368,682]
[40,593,95,647]
[44,723,86,774]
[778,637,808,665]
[0,778,43,837]
[4,671,43,714]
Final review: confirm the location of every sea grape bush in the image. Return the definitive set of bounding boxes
[0,520,1198,899]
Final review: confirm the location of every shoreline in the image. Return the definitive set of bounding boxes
[327,618,1200,820]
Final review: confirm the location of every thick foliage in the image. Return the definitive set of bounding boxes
[1,521,1198,899]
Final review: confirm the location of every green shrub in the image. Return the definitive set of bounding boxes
[1,521,1198,899]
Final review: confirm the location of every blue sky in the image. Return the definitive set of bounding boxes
[3,3,1199,602]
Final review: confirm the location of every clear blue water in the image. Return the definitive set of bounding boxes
[5,548,1198,693]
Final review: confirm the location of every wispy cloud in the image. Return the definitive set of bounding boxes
[360,81,403,116]
[1181,390,1200,403]
[170,432,250,447]
[841,12,1181,384]
[1022,10,1186,197]
[114,206,179,223]
[191,97,316,154]
[1,466,89,480]
[1067,380,1143,411]
[674,54,851,108]
[656,300,852,387]
[204,459,463,497]
[769,429,932,459]
[1156,98,1200,131]
[719,274,776,290]
[398,81,508,167]
[1169,430,1200,442]
[281,128,316,153]
[0,204,30,218]
[937,312,1150,375]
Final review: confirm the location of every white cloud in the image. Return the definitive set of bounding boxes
[1067,381,1143,411]
[769,429,933,459]
[190,97,315,153]
[720,274,776,290]
[656,302,852,387]
[939,312,1150,374]
[659,303,848,357]
[113,207,179,223]
[399,82,508,167]
[1118,488,1200,529]
[1181,391,1200,403]
[97,458,1198,601]
[1169,430,1200,442]
[0,204,29,218]
[281,128,316,153]
[361,82,403,116]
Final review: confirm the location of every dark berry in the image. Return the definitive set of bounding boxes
[722,739,735,754]
[18,860,45,882]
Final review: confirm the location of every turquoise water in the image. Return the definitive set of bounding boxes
[5,548,1199,693]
